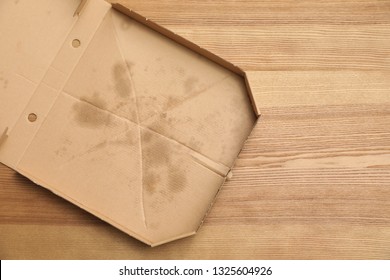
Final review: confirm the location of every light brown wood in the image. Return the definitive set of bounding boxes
[1,0,389,259]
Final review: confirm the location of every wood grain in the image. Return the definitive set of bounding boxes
[1,0,390,259]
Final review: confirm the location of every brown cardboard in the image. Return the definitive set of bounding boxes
[0,0,259,246]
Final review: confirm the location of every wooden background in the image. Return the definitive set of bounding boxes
[1,0,389,259]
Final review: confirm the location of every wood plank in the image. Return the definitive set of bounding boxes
[247,71,390,109]
[112,0,390,26]
[1,224,390,259]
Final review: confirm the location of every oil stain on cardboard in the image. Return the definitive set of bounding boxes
[72,92,111,128]
[141,128,188,197]
[112,62,133,98]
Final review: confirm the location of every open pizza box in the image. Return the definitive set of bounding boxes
[0,0,259,246]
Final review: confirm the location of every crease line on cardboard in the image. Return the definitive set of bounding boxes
[58,128,131,168]
[74,0,90,17]
[110,12,148,229]
[14,73,38,86]
[190,154,229,177]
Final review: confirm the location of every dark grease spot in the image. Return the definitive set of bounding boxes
[142,135,170,166]
[141,129,188,196]
[166,96,180,108]
[114,99,138,124]
[144,172,160,194]
[112,63,133,98]
[114,101,127,109]
[95,141,108,149]
[142,130,153,143]
[86,92,106,109]
[73,94,110,128]
[73,103,110,128]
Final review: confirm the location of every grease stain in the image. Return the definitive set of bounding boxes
[112,63,133,98]
[144,172,160,194]
[72,93,110,128]
[141,129,188,197]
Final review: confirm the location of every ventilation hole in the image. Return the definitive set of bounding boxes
[28,113,37,123]
[72,39,81,48]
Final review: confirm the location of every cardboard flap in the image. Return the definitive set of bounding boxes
[0,0,111,169]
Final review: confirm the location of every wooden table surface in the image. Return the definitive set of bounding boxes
[1,0,389,259]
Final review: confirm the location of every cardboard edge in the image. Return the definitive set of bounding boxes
[111,3,245,76]
[244,72,261,116]
[150,232,197,247]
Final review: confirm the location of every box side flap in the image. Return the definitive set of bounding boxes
[0,0,80,153]
[244,72,261,116]
[0,0,111,169]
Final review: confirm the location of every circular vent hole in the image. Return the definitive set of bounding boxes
[28,113,37,122]
[72,39,81,48]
